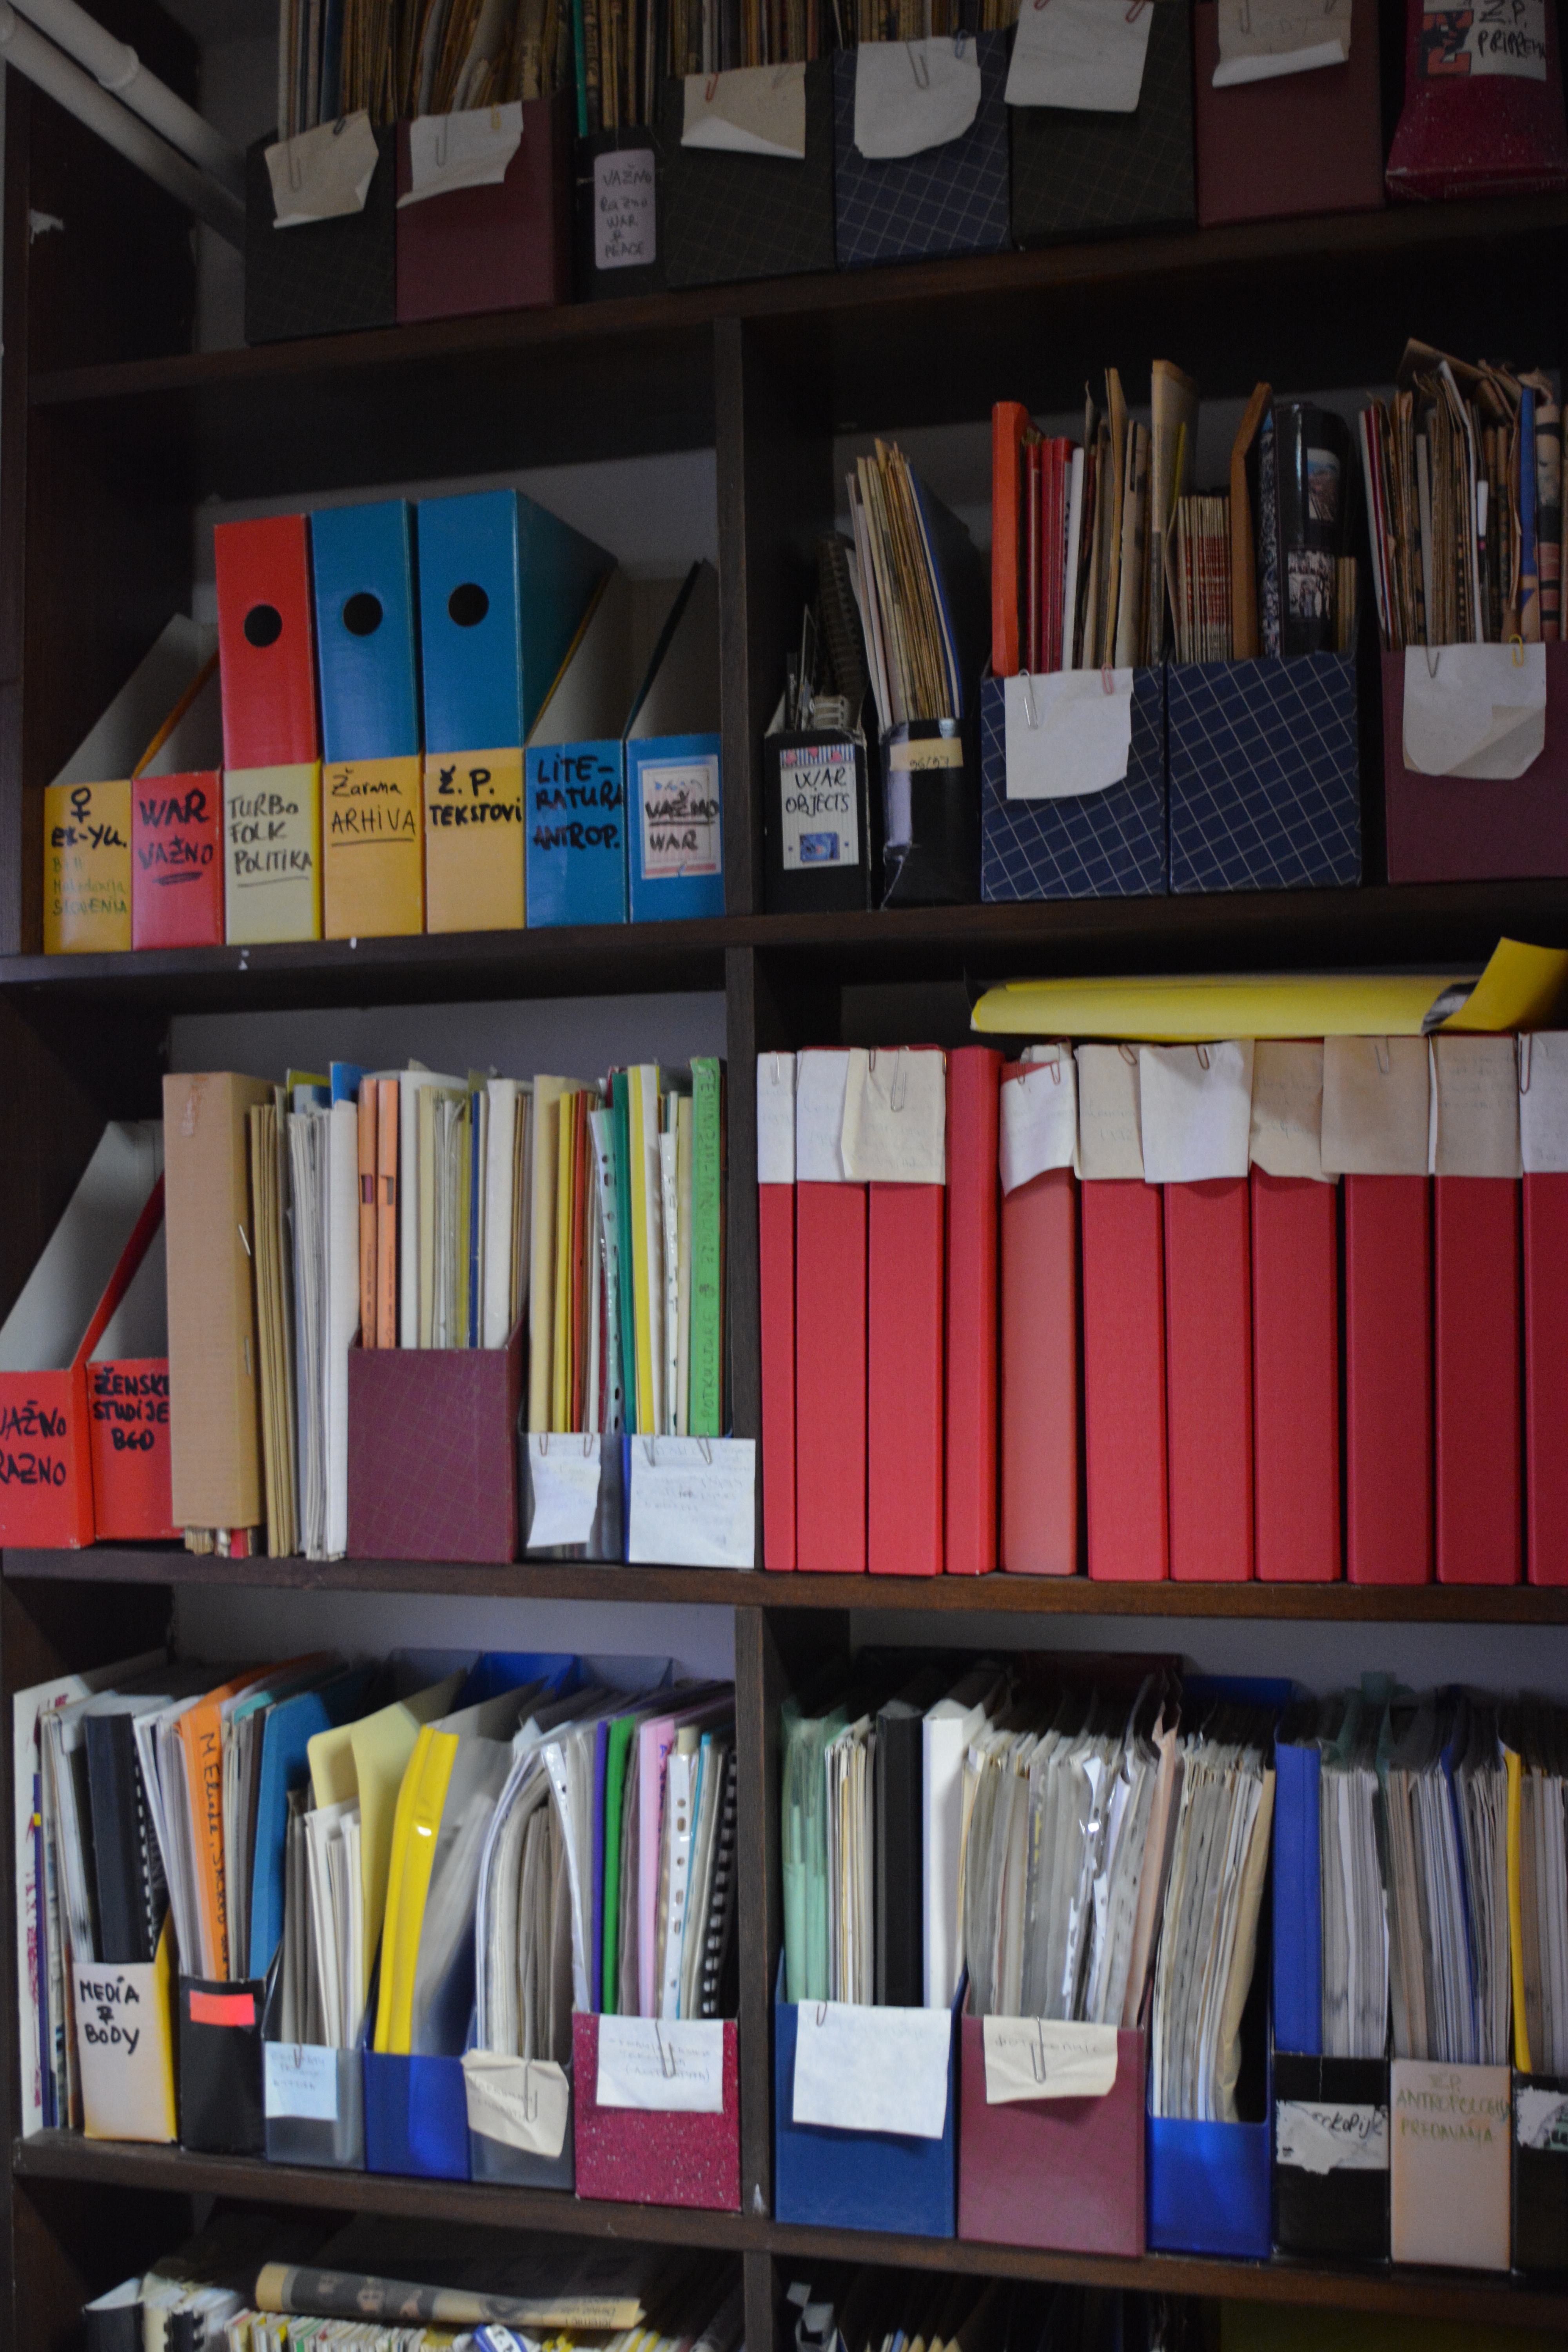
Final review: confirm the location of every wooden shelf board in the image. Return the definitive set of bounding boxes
[13,2134,1568,2330]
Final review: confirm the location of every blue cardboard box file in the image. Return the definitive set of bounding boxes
[525,569,637,928]
[625,561,724,923]
[774,1962,959,2237]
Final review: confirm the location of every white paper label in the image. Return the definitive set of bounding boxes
[757,1053,798,1186]
[1516,2086,1568,2150]
[1000,1051,1078,1193]
[840,1047,946,1184]
[1214,0,1349,84]
[778,741,860,870]
[462,2051,570,2155]
[627,1437,755,1569]
[1432,1033,1521,1177]
[1004,669,1135,799]
[791,2002,952,2138]
[1520,1033,1568,1174]
[682,64,807,156]
[796,1049,852,1183]
[1006,0,1154,112]
[1419,0,1546,78]
[1320,1036,1430,1176]
[982,2017,1118,2102]
[640,757,721,880]
[399,103,523,205]
[263,2041,339,2123]
[266,112,380,226]
[1403,643,1547,778]
[596,2014,725,2111]
[853,37,982,157]
[1076,1045,1145,1180]
[1249,1040,1328,1181]
[1137,1040,1254,1183]
[1276,2098,1388,2174]
[526,1434,602,1550]
[593,147,656,269]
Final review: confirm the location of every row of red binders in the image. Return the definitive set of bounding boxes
[757,1032,1568,1583]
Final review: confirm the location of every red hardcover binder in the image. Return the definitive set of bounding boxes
[1345,1175,1433,1585]
[1251,1169,1340,1582]
[946,1047,1000,1577]
[796,1181,866,1573]
[1165,1179,1254,1581]
[1434,1177,1522,1585]
[1082,1180,1168,1581]
[869,1182,944,1577]
[1000,1155,1078,1576]
[759,1054,797,1572]
[1525,1171,1568,1585]
[213,514,319,769]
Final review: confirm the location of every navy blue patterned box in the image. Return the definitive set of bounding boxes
[1167,654,1360,892]
[980,670,1167,899]
[833,32,1011,270]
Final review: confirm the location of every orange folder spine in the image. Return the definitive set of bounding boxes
[868,1181,945,1577]
[1165,1178,1254,1581]
[377,1081,399,1350]
[1251,1168,1341,1582]
[1000,1156,1079,1576]
[991,402,1029,679]
[358,1080,378,1351]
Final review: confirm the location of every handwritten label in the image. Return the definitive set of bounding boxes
[529,746,622,859]
[1249,1040,1327,1180]
[1520,1032,1568,1174]
[1076,1045,1144,1180]
[1137,1041,1254,1183]
[853,37,981,158]
[1393,2063,1509,2145]
[526,1434,602,1551]
[401,103,523,207]
[463,2051,570,2154]
[426,750,523,833]
[627,1437,755,1568]
[594,148,656,269]
[840,1047,946,1184]
[596,2015,725,2111]
[45,779,131,953]
[1214,0,1349,83]
[1005,0,1154,112]
[1276,2098,1387,2174]
[778,740,860,870]
[1432,1034,1521,1176]
[1517,2086,1568,2151]
[1418,0,1546,78]
[1403,643,1547,776]
[224,764,319,946]
[1004,670,1134,800]
[1320,1036,1429,1175]
[640,757,721,880]
[796,1049,851,1183]
[266,112,379,226]
[982,2017,1118,2103]
[757,1053,797,1186]
[792,2002,952,2138]
[1000,1050,1078,1193]
[0,1396,71,1491]
[326,760,420,846]
[74,1960,175,2141]
[89,1365,169,1456]
[264,2041,339,2122]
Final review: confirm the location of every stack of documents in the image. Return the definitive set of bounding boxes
[1383,1691,1509,2066]
[1319,1687,1389,2061]
[848,443,983,737]
[1507,1698,1568,2078]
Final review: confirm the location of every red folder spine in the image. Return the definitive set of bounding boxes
[795,1181,866,1573]
[946,1047,1000,1577]
[1165,1178,1254,1581]
[1345,1175,1432,1585]
[759,1181,796,1571]
[1434,1176,1522,1585]
[1082,1180,1167,1581]
[1000,1166,1078,1575]
[868,1184,944,1577]
[1523,1171,1566,1584]
[213,514,320,770]
[1251,1170,1341,1583]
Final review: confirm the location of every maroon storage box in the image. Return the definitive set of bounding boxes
[1192,1,1383,227]
[395,94,572,324]
[346,1322,522,1562]
[1382,644,1568,881]
[956,2017,1146,2257]
[571,2011,740,2211]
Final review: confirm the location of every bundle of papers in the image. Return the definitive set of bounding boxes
[1317,1686,1389,2062]
[276,0,573,138]
[1508,1698,1568,2079]
[848,443,977,736]
[1382,1691,1509,2067]
[1149,1698,1278,2123]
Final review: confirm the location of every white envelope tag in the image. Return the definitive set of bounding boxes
[982,2016,1118,2102]
[1006,0,1154,113]
[1402,642,1547,779]
[757,1052,798,1185]
[1517,2086,1568,2150]
[840,1047,946,1183]
[462,2051,570,2156]
[1138,1041,1254,1182]
[1004,670,1134,799]
[267,112,381,226]
[263,2040,339,2122]
[792,2001,952,2138]
[1276,2099,1388,2174]
[526,1434,601,1550]
[796,1048,852,1183]
[596,2015,725,2111]
[1000,1050,1078,1194]
[682,65,807,158]
[593,146,657,268]
[1520,1032,1568,1174]
[1076,1044,1145,1180]
[1249,1040,1328,1180]
[399,103,523,205]
[627,1436,755,1569]
[1432,1034,1521,1176]
[1320,1035,1430,1176]
[853,38,982,158]
[1213,0,1349,84]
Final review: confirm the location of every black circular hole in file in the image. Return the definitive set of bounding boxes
[343,591,384,637]
[243,603,283,648]
[448,582,490,628]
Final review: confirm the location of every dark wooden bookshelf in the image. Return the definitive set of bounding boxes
[3,3,1568,2342]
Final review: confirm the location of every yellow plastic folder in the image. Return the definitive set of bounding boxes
[969,939,1568,1043]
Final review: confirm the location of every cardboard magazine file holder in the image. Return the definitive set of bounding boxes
[260,1961,365,2171]
[1192,0,1383,229]
[1514,2071,1568,2272]
[625,562,725,922]
[1388,2058,1511,2269]
[1382,644,1568,881]
[774,1964,961,2236]
[658,62,836,287]
[362,2035,472,2181]
[395,95,572,323]
[1271,2048,1390,2260]
[1167,652,1361,891]
[524,566,644,929]
[245,122,397,344]
[881,718,980,907]
[0,1121,163,1550]
[575,127,663,301]
[763,724,875,912]
[1010,0,1194,245]
[1385,0,1568,201]
[572,2009,741,2209]
[177,1973,267,2155]
[87,1204,177,1544]
[464,2016,575,2189]
[833,31,1011,270]
[1147,2098,1273,2259]
[521,1431,626,1561]
[956,2013,1146,2256]
[980,668,1167,900]
[624,1436,757,1570]
[75,1917,178,2144]
[346,1316,523,1563]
